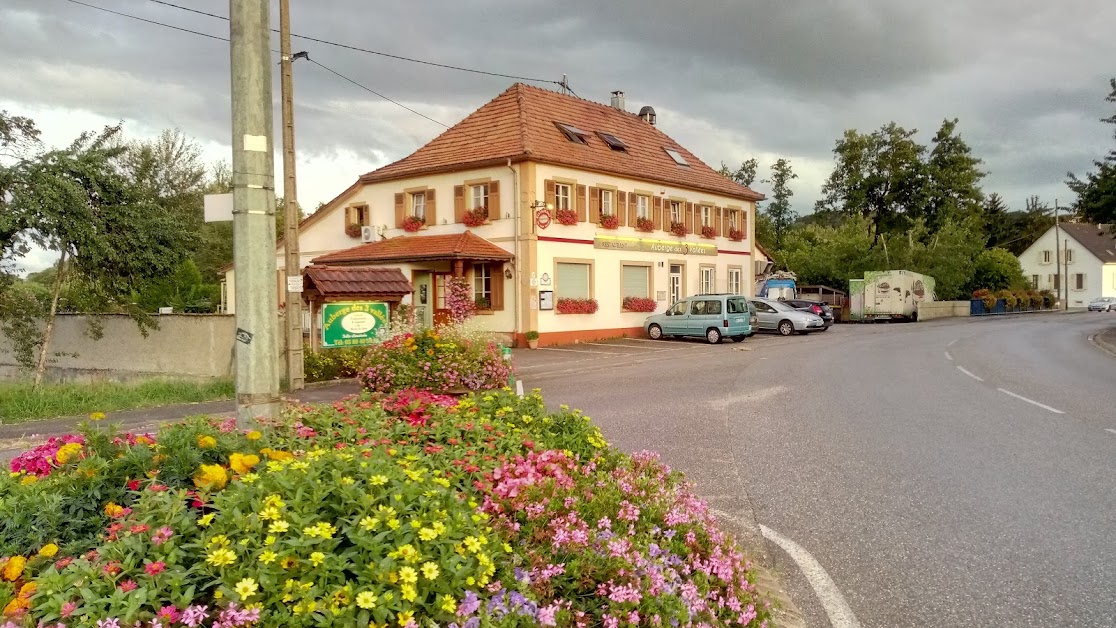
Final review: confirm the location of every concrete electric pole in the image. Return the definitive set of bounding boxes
[279,0,305,392]
[230,0,280,423]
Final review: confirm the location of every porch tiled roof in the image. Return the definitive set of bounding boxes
[302,266,413,297]
[360,83,763,202]
[311,231,513,265]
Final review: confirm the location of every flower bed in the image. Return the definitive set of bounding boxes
[599,214,619,229]
[359,327,510,394]
[728,228,744,242]
[700,226,717,239]
[670,221,687,237]
[462,207,488,227]
[622,296,657,313]
[555,209,579,226]
[402,215,425,232]
[556,298,599,315]
[0,389,772,627]
[635,217,654,233]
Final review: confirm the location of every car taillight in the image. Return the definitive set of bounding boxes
[811,305,823,314]
[723,319,729,327]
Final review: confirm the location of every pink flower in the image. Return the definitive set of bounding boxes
[157,606,181,623]
[144,561,166,576]
[97,620,121,628]
[537,603,559,626]
[119,580,137,592]
[151,526,174,546]
[61,601,78,617]
[181,605,209,627]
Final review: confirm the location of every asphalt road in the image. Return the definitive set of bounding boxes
[526,314,1116,628]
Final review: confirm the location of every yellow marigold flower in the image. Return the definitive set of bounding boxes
[55,443,82,465]
[396,610,414,627]
[229,453,260,474]
[246,430,262,441]
[280,556,297,569]
[205,547,236,567]
[440,594,457,613]
[309,552,325,567]
[359,516,379,531]
[197,435,218,449]
[400,583,417,602]
[340,476,356,486]
[241,473,259,484]
[418,527,437,541]
[234,578,258,600]
[263,494,285,509]
[38,543,59,558]
[259,551,277,565]
[1,556,26,582]
[3,596,29,616]
[463,536,482,554]
[207,535,230,548]
[213,590,223,600]
[259,506,281,521]
[386,518,401,531]
[397,566,417,584]
[17,582,36,599]
[264,536,277,546]
[134,435,152,446]
[268,520,290,534]
[193,464,228,490]
[104,502,125,518]
[355,591,377,610]
[20,475,37,486]
[197,513,216,527]
[421,562,440,580]
[89,411,106,421]
[265,450,294,461]
[369,475,388,486]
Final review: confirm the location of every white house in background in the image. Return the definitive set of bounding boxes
[1018,223,1116,307]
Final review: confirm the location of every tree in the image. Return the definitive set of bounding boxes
[1067,78,1116,224]
[815,123,927,242]
[923,118,985,231]
[4,124,193,386]
[1,112,42,281]
[762,158,798,248]
[983,193,1009,248]
[967,248,1028,293]
[719,158,759,188]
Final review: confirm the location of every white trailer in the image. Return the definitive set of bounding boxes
[850,270,935,320]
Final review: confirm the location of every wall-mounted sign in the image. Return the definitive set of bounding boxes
[322,302,389,348]
[540,272,552,286]
[536,208,552,229]
[593,235,717,256]
[286,276,303,293]
[539,291,554,311]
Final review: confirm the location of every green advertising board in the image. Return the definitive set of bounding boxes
[321,302,389,348]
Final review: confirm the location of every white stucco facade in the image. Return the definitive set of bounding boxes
[1018,225,1116,307]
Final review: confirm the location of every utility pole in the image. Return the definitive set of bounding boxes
[280,0,304,392]
[1055,200,1062,309]
[230,0,280,423]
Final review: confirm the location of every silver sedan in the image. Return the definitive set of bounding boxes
[749,298,826,336]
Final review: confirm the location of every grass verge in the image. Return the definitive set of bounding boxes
[0,378,234,424]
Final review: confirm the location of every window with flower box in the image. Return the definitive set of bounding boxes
[701,206,712,227]
[474,263,492,310]
[601,190,614,216]
[555,184,571,211]
[636,195,649,220]
[670,201,682,224]
[471,184,489,212]
[622,264,650,299]
[411,192,426,222]
[556,262,591,299]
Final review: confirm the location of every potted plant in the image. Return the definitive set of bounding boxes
[599,213,620,229]
[670,221,687,237]
[728,227,744,242]
[402,215,425,232]
[525,330,539,349]
[556,297,599,314]
[635,216,655,232]
[462,206,488,227]
[344,223,362,238]
[700,225,717,239]
[622,296,657,312]
[555,208,579,226]
[474,296,491,311]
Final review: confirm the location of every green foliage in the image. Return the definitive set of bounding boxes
[1067,78,1116,224]
[0,378,234,423]
[0,281,48,370]
[359,327,512,394]
[968,248,1028,293]
[302,347,367,383]
[778,216,886,290]
[718,158,758,188]
[996,289,1018,309]
[923,118,986,231]
[972,289,997,311]
[131,259,221,314]
[763,158,798,248]
[1041,289,1056,308]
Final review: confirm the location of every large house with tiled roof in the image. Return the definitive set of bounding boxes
[1018,222,1116,308]
[223,84,763,346]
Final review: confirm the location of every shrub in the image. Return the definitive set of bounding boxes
[670,221,687,237]
[524,330,539,341]
[635,216,654,232]
[462,206,488,227]
[700,225,717,239]
[1041,289,1056,308]
[303,346,367,383]
[556,297,599,314]
[555,208,578,226]
[599,213,620,229]
[622,296,657,312]
[728,227,745,241]
[972,288,996,311]
[402,215,425,232]
[359,326,511,394]
[996,289,1017,309]
[1028,290,1044,309]
[445,277,475,323]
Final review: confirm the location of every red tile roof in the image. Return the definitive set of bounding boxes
[303,265,413,297]
[360,84,763,202]
[1058,223,1116,264]
[311,231,513,265]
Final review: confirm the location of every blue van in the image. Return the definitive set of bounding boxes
[643,294,756,344]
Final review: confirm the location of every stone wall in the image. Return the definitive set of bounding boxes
[915,301,971,321]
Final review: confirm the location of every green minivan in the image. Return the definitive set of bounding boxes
[643,294,757,344]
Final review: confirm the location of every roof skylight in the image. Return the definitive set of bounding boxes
[664,147,689,166]
[597,132,627,151]
[555,122,589,145]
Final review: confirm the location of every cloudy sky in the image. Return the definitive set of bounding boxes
[3,0,1114,272]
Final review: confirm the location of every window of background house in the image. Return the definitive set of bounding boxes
[556,262,591,299]
[1032,275,1039,289]
[1054,274,1061,290]
[670,201,682,224]
[701,206,712,227]
[1066,249,1074,263]
[601,190,613,216]
[621,265,650,298]
[700,267,715,294]
[474,263,492,309]
[728,210,738,229]
[348,205,369,227]
[728,268,743,295]
[1074,273,1084,290]
[1042,250,1051,263]
[471,184,489,212]
[636,195,649,219]
[555,184,571,211]
[411,192,426,221]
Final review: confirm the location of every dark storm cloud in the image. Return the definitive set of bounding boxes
[1,0,1114,212]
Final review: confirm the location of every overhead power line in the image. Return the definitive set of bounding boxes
[65,0,228,42]
[144,0,559,85]
[307,58,451,131]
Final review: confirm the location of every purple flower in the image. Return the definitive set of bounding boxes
[96,620,121,628]
[457,591,481,617]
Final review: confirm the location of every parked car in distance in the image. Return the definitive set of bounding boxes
[748,298,826,336]
[644,294,756,344]
[1088,297,1116,312]
[784,299,834,330]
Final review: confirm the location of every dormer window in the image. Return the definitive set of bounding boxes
[555,122,590,145]
[597,132,627,151]
[664,147,689,166]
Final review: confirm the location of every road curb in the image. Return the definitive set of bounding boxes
[1088,326,1116,358]
[712,509,806,628]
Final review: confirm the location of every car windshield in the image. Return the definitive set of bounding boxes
[768,300,797,312]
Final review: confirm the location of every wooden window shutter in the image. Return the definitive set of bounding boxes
[545,180,556,211]
[714,206,722,236]
[741,206,749,234]
[488,180,500,219]
[394,193,405,228]
[686,202,695,233]
[627,193,637,228]
[425,189,437,226]
[492,262,505,310]
[576,184,587,222]
[589,187,600,224]
[653,196,663,231]
[617,191,627,227]
[454,185,466,223]
[345,205,357,228]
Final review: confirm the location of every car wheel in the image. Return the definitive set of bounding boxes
[648,324,663,340]
[706,328,722,344]
[731,335,746,342]
[778,320,794,336]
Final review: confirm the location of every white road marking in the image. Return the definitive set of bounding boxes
[1105,429,1116,435]
[948,339,959,347]
[537,347,604,354]
[759,524,863,628]
[582,342,662,350]
[997,388,1065,414]
[944,351,953,361]
[956,366,983,382]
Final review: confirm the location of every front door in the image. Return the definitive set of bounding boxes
[669,264,683,304]
[433,272,453,327]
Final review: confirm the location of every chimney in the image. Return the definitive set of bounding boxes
[638,105,657,126]
[610,90,625,111]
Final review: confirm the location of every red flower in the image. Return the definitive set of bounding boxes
[127,479,141,491]
[144,561,166,576]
